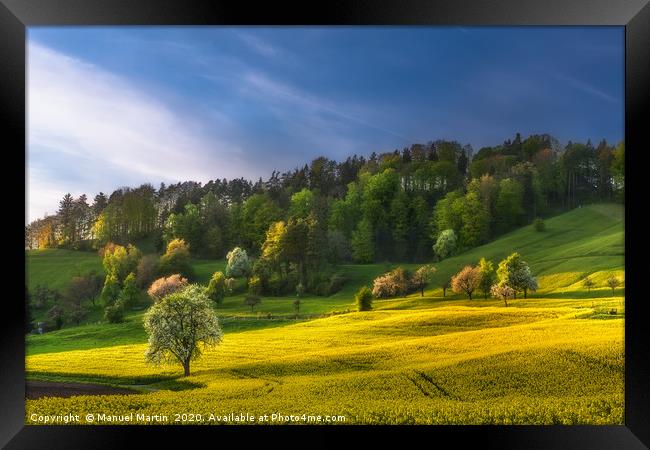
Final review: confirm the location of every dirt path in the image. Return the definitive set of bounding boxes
[26,380,140,399]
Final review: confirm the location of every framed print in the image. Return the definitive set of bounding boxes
[3,0,649,447]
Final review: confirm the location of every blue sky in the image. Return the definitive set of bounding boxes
[27,26,624,223]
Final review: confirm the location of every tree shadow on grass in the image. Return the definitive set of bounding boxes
[534,289,624,300]
[26,371,204,392]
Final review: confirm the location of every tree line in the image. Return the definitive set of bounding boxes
[26,134,624,269]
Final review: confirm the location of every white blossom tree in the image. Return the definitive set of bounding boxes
[225,247,251,278]
[144,285,222,376]
[433,229,457,260]
[496,252,537,298]
[491,283,515,307]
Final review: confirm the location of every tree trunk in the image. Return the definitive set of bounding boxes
[183,360,190,377]
[524,288,527,299]
[504,298,508,307]
[420,286,424,297]
[468,292,472,300]
[514,292,517,300]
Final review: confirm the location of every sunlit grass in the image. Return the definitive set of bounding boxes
[26,302,624,424]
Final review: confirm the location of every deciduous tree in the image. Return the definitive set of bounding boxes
[244,294,261,312]
[144,285,223,376]
[207,271,226,305]
[451,265,482,300]
[496,252,537,298]
[411,265,436,297]
[147,274,189,302]
[491,283,515,307]
[159,239,193,279]
[606,276,621,295]
[225,247,251,278]
[433,229,457,260]
[477,258,496,299]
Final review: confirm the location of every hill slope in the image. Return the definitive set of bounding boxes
[25,204,625,424]
[25,204,624,333]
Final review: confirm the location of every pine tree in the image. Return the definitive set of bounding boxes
[57,193,75,246]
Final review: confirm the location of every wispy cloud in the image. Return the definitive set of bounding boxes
[27,42,250,223]
[241,71,412,143]
[234,31,282,59]
[548,71,620,104]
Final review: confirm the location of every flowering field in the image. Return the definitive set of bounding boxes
[26,298,624,425]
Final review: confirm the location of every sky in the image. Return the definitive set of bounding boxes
[26,26,624,223]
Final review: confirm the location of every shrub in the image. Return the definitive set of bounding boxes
[100,274,121,306]
[244,294,261,312]
[355,286,373,311]
[147,274,188,302]
[32,285,61,309]
[119,272,141,309]
[159,239,193,279]
[104,301,124,323]
[207,271,227,305]
[98,242,117,258]
[328,274,347,295]
[136,255,159,289]
[66,272,103,307]
[102,243,142,283]
[46,305,65,330]
[372,267,409,298]
[533,218,546,232]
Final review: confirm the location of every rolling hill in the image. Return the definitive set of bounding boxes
[24,204,625,424]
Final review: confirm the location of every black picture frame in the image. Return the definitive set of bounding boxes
[4,0,649,447]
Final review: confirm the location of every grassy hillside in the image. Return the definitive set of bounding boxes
[26,249,104,292]
[26,203,624,334]
[423,202,624,295]
[24,204,625,424]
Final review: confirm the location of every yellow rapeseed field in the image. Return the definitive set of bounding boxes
[26,298,624,425]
